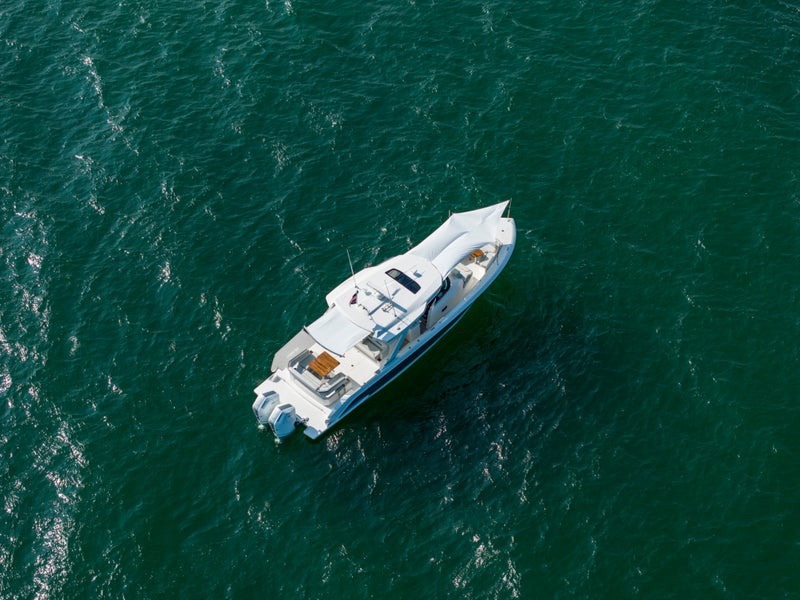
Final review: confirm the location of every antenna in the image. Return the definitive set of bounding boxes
[346,249,357,289]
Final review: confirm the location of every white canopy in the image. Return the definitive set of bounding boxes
[305,307,371,356]
[408,201,508,276]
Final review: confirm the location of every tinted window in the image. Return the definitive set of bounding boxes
[386,268,421,294]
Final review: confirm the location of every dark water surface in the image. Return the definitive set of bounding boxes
[2,0,799,597]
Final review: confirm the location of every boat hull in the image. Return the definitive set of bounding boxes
[253,205,516,441]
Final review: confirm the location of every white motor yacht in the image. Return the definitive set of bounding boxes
[253,201,516,441]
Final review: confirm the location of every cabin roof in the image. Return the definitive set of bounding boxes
[306,254,441,355]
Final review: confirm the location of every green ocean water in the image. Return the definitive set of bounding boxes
[2,0,800,597]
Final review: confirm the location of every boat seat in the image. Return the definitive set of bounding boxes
[316,373,348,402]
[357,338,382,361]
[452,266,472,288]
[288,348,313,369]
[296,368,349,404]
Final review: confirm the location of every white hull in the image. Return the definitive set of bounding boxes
[253,203,516,441]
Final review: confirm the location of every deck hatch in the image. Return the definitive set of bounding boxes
[385,268,421,294]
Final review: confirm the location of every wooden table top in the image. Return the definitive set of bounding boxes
[307,351,340,378]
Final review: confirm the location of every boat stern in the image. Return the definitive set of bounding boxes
[253,369,342,441]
